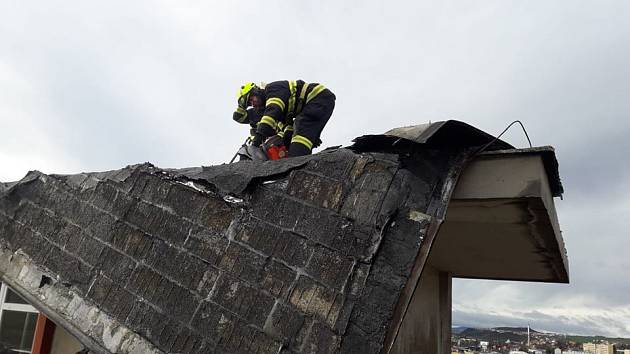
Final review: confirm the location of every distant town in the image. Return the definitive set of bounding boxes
[452,326,630,354]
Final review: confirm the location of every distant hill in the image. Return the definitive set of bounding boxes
[493,327,540,334]
[564,335,630,345]
[454,327,630,346]
[452,326,469,334]
[458,328,527,343]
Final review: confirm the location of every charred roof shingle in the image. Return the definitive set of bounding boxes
[0,121,521,354]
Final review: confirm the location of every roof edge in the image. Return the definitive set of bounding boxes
[351,120,514,152]
[0,245,163,354]
[478,146,564,197]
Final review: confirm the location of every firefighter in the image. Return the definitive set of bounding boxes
[232,80,336,157]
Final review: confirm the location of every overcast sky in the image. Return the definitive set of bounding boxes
[1,0,629,338]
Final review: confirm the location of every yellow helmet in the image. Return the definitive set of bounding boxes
[237,82,257,108]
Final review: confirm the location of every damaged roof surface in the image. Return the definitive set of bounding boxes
[0,121,561,354]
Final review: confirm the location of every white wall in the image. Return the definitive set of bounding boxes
[50,324,83,354]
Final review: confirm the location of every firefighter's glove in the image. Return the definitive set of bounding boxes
[251,133,263,147]
[283,131,293,148]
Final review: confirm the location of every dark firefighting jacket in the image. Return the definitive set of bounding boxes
[233,80,329,145]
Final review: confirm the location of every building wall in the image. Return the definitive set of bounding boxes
[584,343,615,354]
[50,324,83,354]
[584,343,597,353]
[390,265,451,354]
[599,344,615,354]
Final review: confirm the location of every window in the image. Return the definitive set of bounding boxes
[0,283,39,353]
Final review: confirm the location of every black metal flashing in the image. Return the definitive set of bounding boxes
[351,120,514,152]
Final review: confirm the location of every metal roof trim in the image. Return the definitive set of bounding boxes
[351,120,514,151]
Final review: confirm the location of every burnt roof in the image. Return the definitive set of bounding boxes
[0,121,560,354]
[0,182,15,193]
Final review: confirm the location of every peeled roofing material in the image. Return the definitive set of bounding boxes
[0,121,518,354]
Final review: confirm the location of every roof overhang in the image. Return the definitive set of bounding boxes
[428,146,569,283]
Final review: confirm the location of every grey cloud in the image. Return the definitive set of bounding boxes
[453,308,630,337]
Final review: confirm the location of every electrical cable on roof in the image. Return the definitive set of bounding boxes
[476,120,532,154]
